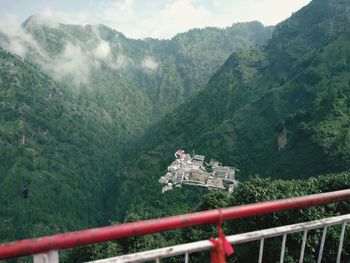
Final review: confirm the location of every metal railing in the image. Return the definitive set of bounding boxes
[86,214,350,263]
[0,189,349,262]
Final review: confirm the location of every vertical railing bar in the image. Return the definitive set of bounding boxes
[185,252,189,263]
[258,238,264,263]
[155,257,160,263]
[280,234,287,263]
[336,222,347,263]
[299,229,308,263]
[33,250,58,263]
[317,226,327,263]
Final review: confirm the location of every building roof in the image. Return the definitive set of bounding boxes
[210,159,220,166]
[207,177,224,189]
[193,155,205,161]
[175,169,185,183]
[160,150,238,192]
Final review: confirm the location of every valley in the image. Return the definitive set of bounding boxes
[0,0,350,262]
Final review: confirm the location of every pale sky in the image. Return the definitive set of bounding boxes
[0,0,312,39]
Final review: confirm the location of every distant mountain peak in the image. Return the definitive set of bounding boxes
[22,14,59,29]
[273,0,350,39]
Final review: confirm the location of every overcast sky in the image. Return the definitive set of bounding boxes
[0,0,311,39]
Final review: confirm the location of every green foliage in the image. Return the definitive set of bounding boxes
[2,2,350,263]
[223,172,350,262]
[71,171,350,262]
[2,17,274,146]
[0,18,273,242]
[120,0,350,191]
[169,172,350,262]
[0,48,120,241]
[65,241,123,262]
[107,1,350,256]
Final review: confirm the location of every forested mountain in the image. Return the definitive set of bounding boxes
[0,18,273,242]
[0,18,273,144]
[1,0,350,261]
[111,0,350,220]
[0,47,121,241]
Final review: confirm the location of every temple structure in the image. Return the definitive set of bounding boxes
[159,150,239,193]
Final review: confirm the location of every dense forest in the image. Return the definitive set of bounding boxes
[0,0,350,262]
[0,19,273,243]
[108,0,350,221]
[67,172,350,262]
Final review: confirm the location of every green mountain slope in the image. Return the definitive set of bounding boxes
[0,48,120,241]
[193,29,350,179]
[112,0,350,219]
[0,19,272,241]
[0,19,275,241]
[0,19,273,143]
[0,19,273,241]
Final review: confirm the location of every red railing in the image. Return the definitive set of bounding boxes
[0,189,349,260]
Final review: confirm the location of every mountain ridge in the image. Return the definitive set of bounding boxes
[110,0,350,220]
[0,17,274,241]
[0,17,274,145]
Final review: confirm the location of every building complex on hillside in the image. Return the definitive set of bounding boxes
[159,150,239,193]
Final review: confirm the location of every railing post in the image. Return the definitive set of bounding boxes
[280,234,287,263]
[33,250,58,263]
[336,222,347,263]
[299,230,308,263]
[83,215,350,263]
[184,252,189,263]
[317,226,327,263]
[258,238,264,263]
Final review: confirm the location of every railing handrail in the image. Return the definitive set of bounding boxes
[85,214,350,263]
[1,189,349,260]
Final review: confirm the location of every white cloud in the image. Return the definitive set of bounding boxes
[39,8,90,26]
[145,0,213,39]
[0,15,133,86]
[100,0,214,39]
[0,0,311,40]
[103,0,134,22]
[0,0,312,83]
[49,42,93,86]
[141,56,159,72]
[0,14,23,36]
[97,0,311,39]
[93,40,111,59]
[213,0,312,26]
[27,11,59,28]
[0,15,92,86]
[113,54,131,69]
[0,14,47,57]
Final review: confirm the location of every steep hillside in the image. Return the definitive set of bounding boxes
[112,0,350,219]
[0,48,119,241]
[67,171,350,262]
[0,19,273,241]
[0,19,273,143]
